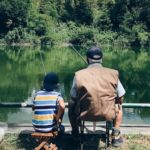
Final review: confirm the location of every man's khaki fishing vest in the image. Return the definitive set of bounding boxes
[75,65,119,121]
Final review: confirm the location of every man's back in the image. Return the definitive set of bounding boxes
[75,65,119,121]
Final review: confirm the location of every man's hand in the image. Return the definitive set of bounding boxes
[117,97,124,104]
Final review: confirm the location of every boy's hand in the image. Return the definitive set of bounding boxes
[32,105,35,111]
[55,115,61,123]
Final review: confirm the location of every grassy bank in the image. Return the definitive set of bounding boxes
[0,133,150,150]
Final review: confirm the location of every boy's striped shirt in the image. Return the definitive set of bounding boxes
[32,90,63,132]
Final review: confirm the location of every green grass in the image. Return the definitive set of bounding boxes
[111,135,150,150]
[0,133,150,150]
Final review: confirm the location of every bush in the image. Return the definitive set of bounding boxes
[4,27,39,45]
[28,13,55,36]
[69,24,95,47]
[40,36,54,46]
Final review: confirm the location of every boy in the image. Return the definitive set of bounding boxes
[32,72,65,132]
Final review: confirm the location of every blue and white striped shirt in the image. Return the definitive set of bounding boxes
[32,90,63,132]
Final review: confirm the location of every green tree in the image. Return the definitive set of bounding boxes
[140,0,150,31]
[110,0,129,30]
[0,0,31,34]
[28,14,54,36]
[61,0,75,21]
[74,0,93,25]
[96,0,114,30]
[39,0,58,19]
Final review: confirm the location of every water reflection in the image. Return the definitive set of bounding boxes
[0,46,149,124]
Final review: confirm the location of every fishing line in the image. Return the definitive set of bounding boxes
[39,49,46,75]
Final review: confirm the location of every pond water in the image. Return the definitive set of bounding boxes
[0,46,150,124]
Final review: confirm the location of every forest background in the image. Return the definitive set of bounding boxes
[0,0,150,50]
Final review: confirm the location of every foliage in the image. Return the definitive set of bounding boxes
[0,0,31,33]
[4,27,39,45]
[39,0,58,19]
[0,0,150,48]
[74,0,93,25]
[28,13,54,36]
[59,0,93,25]
[110,0,150,48]
[68,24,95,47]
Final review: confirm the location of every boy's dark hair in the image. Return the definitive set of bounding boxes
[43,72,59,91]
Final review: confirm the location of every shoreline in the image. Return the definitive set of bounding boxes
[5,123,150,135]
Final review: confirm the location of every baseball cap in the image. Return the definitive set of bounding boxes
[86,46,103,60]
[43,72,59,91]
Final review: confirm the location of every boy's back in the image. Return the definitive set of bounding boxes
[32,90,63,132]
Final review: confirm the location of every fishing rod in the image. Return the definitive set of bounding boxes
[69,43,98,130]
[39,44,87,76]
[69,44,88,65]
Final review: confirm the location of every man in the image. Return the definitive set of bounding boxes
[68,46,125,147]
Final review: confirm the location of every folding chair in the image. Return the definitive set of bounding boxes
[31,131,58,150]
[79,120,113,150]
